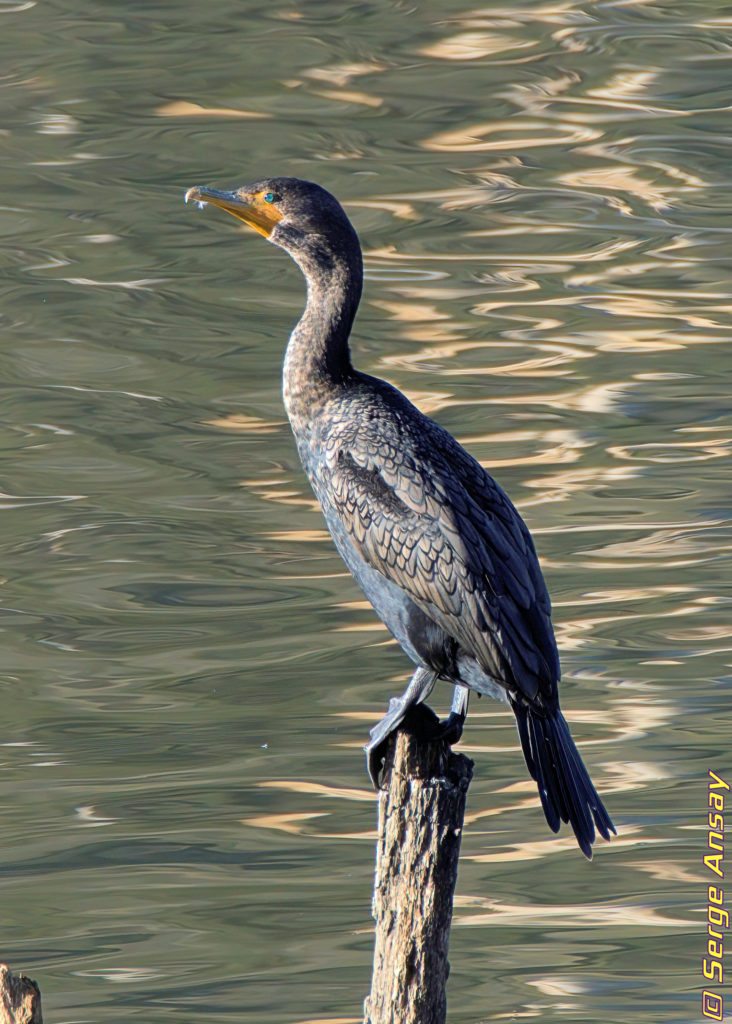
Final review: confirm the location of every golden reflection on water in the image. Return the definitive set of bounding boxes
[155,100,269,119]
[628,860,705,885]
[380,339,591,377]
[240,474,320,511]
[560,166,678,211]
[290,1018,361,1024]
[310,88,383,109]
[205,413,285,432]
[268,529,331,543]
[350,198,419,222]
[453,895,688,929]
[418,31,534,62]
[244,810,329,836]
[609,437,732,462]
[301,62,387,87]
[244,810,377,841]
[462,832,644,865]
[422,120,601,152]
[259,780,375,802]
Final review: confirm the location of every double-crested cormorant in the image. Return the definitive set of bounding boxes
[185,177,615,858]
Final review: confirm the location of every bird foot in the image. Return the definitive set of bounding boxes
[364,705,465,789]
[364,696,409,788]
[436,709,466,746]
[366,744,387,790]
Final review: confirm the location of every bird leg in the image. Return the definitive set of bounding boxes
[365,667,437,787]
[437,683,470,745]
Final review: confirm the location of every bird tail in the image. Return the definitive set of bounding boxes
[512,700,616,859]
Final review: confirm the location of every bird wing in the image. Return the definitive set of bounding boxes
[321,417,559,704]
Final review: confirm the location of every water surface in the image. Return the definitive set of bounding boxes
[1,1,731,1021]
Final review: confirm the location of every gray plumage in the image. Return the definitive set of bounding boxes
[185,176,615,859]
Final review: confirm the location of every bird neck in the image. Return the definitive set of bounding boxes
[282,234,362,428]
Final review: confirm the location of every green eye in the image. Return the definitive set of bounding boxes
[264,192,276,204]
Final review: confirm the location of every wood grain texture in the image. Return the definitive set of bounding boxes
[363,706,473,1024]
[0,965,42,1024]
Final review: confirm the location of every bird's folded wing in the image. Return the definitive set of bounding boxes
[323,442,557,699]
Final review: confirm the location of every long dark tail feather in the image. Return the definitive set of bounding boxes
[512,700,616,859]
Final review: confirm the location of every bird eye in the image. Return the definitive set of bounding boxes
[263,192,276,204]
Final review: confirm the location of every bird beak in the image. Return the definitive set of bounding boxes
[184,185,282,238]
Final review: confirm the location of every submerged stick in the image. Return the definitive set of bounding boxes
[0,964,43,1024]
[363,705,474,1024]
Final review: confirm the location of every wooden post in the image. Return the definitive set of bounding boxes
[0,965,43,1024]
[363,704,474,1024]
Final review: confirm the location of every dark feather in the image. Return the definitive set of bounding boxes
[515,703,614,860]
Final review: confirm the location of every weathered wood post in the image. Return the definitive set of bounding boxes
[0,964,43,1024]
[363,705,474,1024]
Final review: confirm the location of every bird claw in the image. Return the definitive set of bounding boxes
[366,742,387,789]
[364,696,408,789]
[436,710,465,746]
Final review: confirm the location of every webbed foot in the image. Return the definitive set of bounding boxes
[364,677,472,787]
[436,710,465,746]
[435,683,470,745]
[364,667,437,788]
[365,696,409,787]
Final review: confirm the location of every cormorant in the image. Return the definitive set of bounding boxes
[185,177,615,858]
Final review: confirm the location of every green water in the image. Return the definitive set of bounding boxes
[1,0,731,1021]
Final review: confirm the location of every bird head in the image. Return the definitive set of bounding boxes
[184,177,357,262]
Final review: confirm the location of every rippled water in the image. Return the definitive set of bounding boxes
[1,1,731,1021]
